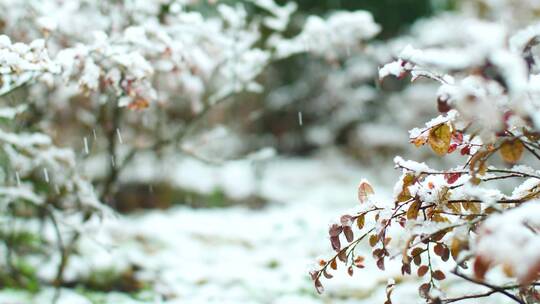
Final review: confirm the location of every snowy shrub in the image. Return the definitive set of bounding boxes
[0,38,107,291]
[0,0,383,201]
[0,0,385,293]
[312,3,540,304]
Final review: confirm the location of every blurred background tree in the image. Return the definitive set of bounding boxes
[281,0,434,38]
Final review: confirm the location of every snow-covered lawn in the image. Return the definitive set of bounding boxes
[0,151,510,303]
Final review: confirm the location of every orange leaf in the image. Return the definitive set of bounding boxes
[127,98,150,110]
[499,139,524,164]
[330,259,337,270]
[356,214,365,229]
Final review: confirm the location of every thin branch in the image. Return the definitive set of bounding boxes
[451,269,525,304]
[105,89,238,195]
[45,208,65,304]
[100,99,122,203]
[522,140,540,162]
[442,289,498,303]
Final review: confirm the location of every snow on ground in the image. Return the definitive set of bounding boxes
[0,150,510,303]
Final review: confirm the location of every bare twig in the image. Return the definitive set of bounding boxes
[450,269,525,304]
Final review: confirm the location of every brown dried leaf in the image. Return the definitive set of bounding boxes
[330,236,341,251]
[473,256,490,281]
[330,259,337,270]
[438,97,451,113]
[434,243,445,257]
[358,180,374,204]
[432,229,449,242]
[521,261,540,283]
[354,256,365,268]
[340,215,353,227]
[419,283,431,299]
[377,258,385,271]
[343,226,354,243]
[411,247,423,266]
[401,263,411,275]
[314,279,324,294]
[433,270,446,280]
[322,269,333,279]
[524,128,540,141]
[385,280,395,304]
[328,224,342,237]
[441,247,450,262]
[417,265,429,277]
[338,250,347,263]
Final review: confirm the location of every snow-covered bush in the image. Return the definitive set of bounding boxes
[0,38,107,291]
[0,0,386,293]
[312,3,540,303]
[0,0,384,201]
[256,7,439,157]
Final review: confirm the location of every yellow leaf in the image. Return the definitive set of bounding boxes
[469,150,489,178]
[450,238,466,261]
[432,213,450,223]
[369,234,379,247]
[437,186,450,204]
[398,174,415,202]
[470,202,481,214]
[499,139,524,164]
[428,124,451,156]
[356,214,365,229]
[447,201,461,214]
[503,263,514,277]
[478,160,487,175]
[407,199,421,220]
